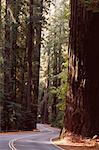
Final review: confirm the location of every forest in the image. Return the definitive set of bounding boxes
[0,0,70,132]
[0,0,99,147]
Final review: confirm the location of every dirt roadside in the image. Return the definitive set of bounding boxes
[53,133,99,150]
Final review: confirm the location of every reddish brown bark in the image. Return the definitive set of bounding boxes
[64,0,99,137]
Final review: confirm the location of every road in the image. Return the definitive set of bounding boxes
[0,124,63,150]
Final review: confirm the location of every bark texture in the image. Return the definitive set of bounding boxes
[2,0,12,131]
[64,0,99,137]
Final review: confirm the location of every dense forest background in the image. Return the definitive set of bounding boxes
[0,0,70,131]
[0,0,47,131]
[39,0,69,127]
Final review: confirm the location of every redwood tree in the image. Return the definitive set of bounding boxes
[64,0,99,137]
[2,0,12,131]
[31,0,43,128]
[26,0,43,129]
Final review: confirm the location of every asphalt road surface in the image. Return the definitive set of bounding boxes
[0,124,63,150]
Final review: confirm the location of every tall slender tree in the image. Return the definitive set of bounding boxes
[2,0,12,131]
[52,41,58,118]
[26,0,35,129]
[43,48,50,124]
[31,0,43,128]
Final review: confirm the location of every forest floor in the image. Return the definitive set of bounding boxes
[53,132,99,150]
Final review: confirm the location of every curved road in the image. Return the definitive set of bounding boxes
[0,124,63,150]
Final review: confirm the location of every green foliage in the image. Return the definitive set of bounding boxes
[39,0,69,128]
[50,60,68,128]
[51,110,64,128]
[83,0,91,5]
[50,59,68,111]
[57,61,68,99]
[50,86,57,95]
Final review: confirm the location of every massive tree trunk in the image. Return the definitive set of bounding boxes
[21,0,43,130]
[1,0,21,132]
[41,48,50,124]
[10,0,20,130]
[64,0,99,137]
[2,0,12,131]
[11,1,17,102]
[26,0,35,130]
[31,0,43,128]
